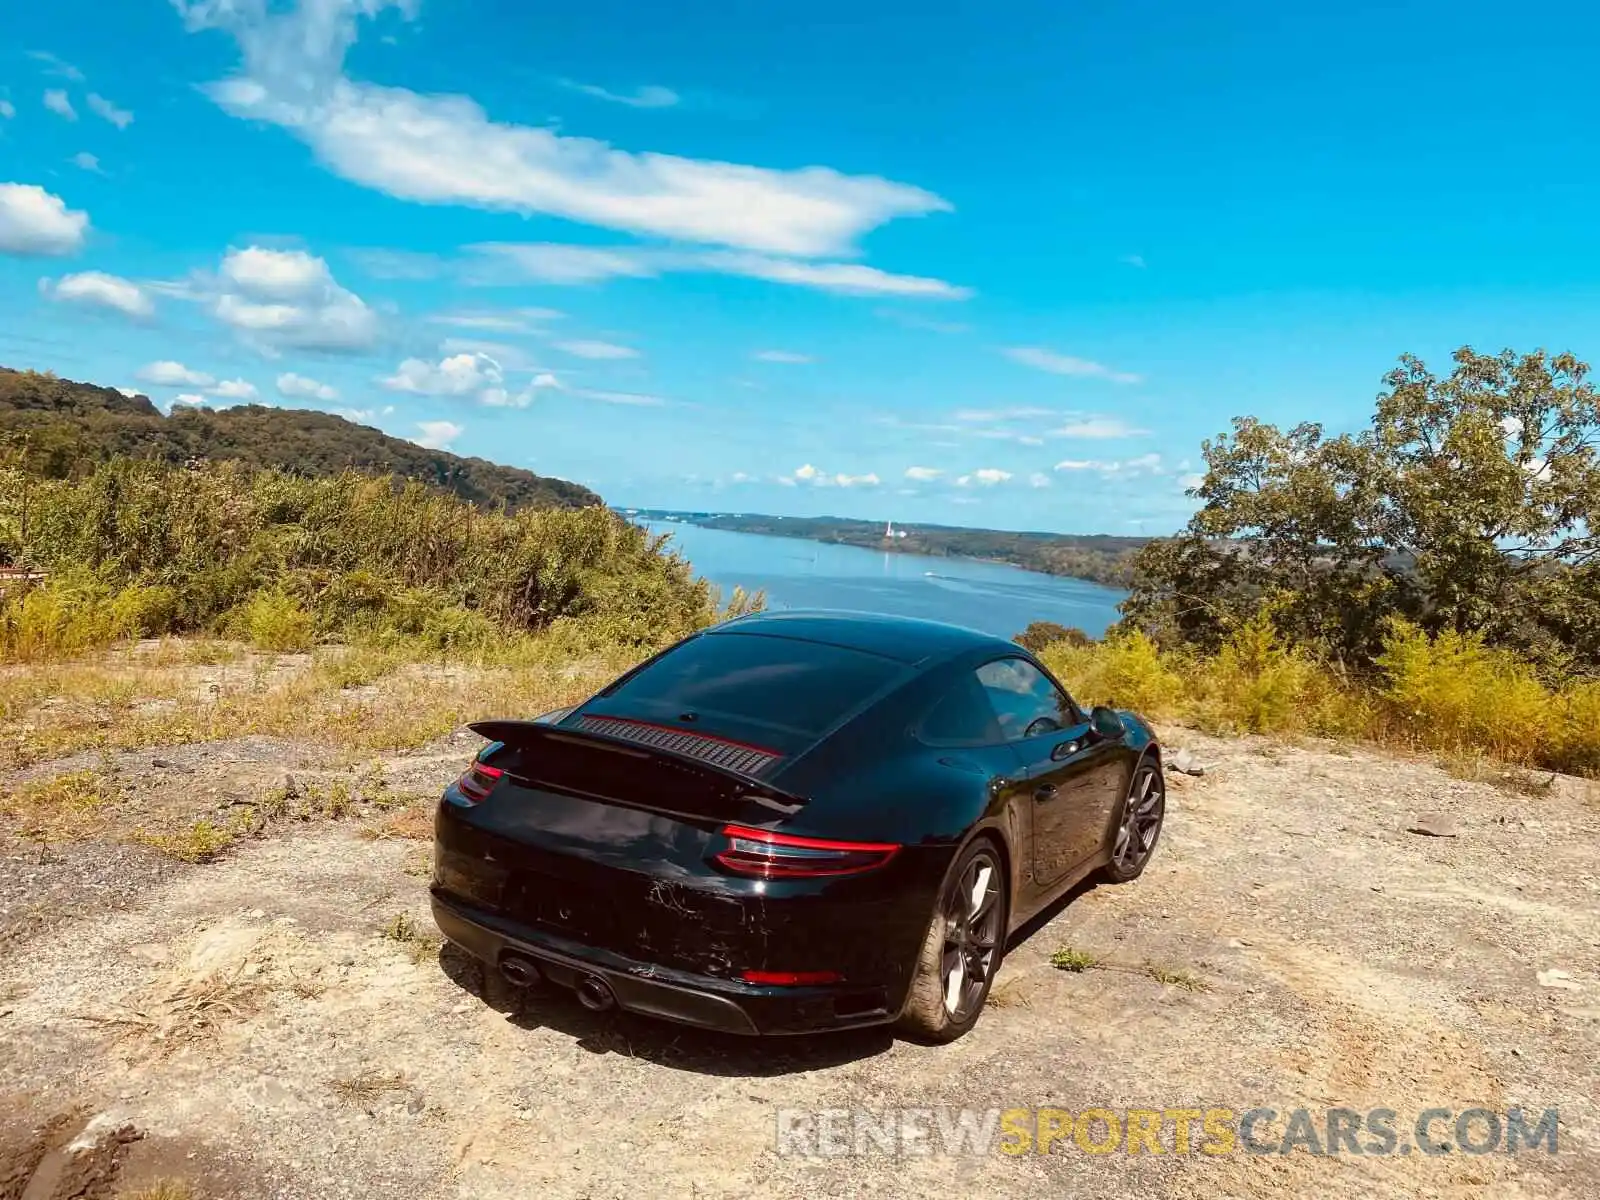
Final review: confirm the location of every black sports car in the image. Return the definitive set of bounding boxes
[430,609,1164,1043]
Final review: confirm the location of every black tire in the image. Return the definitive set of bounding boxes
[1101,756,1165,883]
[895,838,1009,1044]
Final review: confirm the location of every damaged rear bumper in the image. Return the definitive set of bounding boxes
[430,890,896,1036]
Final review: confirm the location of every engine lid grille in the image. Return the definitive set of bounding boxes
[573,715,783,778]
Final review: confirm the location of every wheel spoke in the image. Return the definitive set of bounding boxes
[968,864,995,919]
[943,954,966,1014]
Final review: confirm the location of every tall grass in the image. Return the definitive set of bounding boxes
[1038,617,1599,776]
[0,459,757,662]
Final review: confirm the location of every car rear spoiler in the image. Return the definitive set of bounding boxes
[466,719,809,819]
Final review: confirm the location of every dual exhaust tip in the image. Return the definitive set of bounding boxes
[498,953,615,1012]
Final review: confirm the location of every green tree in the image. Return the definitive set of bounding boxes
[1122,347,1600,673]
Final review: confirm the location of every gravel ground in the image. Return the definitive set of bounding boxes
[1,727,1597,1199]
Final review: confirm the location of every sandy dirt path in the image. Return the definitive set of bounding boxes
[2,728,1597,1199]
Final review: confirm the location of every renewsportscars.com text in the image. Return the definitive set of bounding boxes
[774,1106,1561,1158]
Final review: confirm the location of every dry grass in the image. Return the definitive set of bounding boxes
[361,801,435,842]
[0,640,621,773]
[0,768,115,842]
[135,817,252,864]
[330,1070,409,1107]
[1143,962,1211,992]
[123,1181,197,1200]
[380,912,442,964]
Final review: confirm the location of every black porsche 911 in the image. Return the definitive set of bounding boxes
[430,609,1164,1043]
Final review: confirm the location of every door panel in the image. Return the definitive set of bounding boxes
[973,656,1123,891]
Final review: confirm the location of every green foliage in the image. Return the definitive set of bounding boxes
[0,458,734,662]
[1122,347,1600,677]
[1375,619,1551,762]
[1040,629,1184,716]
[242,590,316,653]
[1014,620,1092,652]
[0,366,599,511]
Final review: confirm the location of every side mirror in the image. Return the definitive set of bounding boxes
[1090,705,1126,741]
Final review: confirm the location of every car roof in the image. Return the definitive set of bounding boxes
[706,608,1018,666]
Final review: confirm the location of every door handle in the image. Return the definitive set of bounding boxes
[1033,782,1058,802]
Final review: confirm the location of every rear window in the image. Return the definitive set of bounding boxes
[583,631,907,751]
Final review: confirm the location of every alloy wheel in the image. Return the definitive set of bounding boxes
[1112,763,1165,873]
[939,847,1003,1020]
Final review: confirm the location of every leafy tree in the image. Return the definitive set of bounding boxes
[1122,348,1600,674]
[1014,620,1092,652]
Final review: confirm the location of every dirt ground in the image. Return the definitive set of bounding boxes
[2,721,1597,1199]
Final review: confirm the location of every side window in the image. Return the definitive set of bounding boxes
[918,671,1005,746]
[976,657,1078,742]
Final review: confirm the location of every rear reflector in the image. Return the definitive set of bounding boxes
[713,824,900,878]
[452,762,504,806]
[740,969,842,986]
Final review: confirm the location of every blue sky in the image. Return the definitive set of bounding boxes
[3,0,1598,535]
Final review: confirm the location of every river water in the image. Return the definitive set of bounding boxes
[637,520,1129,640]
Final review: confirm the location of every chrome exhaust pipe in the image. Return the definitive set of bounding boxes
[574,973,615,1012]
[499,954,542,988]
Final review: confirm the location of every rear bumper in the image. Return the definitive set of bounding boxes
[430,890,896,1036]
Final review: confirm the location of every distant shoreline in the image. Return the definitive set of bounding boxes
[625,509,1144,589]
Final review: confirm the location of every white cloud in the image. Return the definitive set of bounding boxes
[700,252,970,298]
[175,0,948,258]
[43,90,77,121]
[27,51,84,82]
[555,339,638,360]
[210,378,258,400]
[69,152,103,174]
[86,93,133,129]
[1047,415,1150,439]
[1120,254,1146,269]
[952,406,1053,422]
[729,471,755,483]
[752,350,814,364]
[1055,453,1166,477]
[114,386,144,398]
[565,81,680,109]
[42,270,153,317]
[961,468,1012,486]
[1029,472,1052,488]
[0,183,89,256]
[574,388,664,406]
[384,351,502,395]
[468,241,969,298]
[0,101,14,120]
[413,419,463,450]
[1180,473,1205,490]
[211,246,379,352]
[483,373,562,408]
[466,242,659,285]
[904,466,942,481]
[1002,346,1142,384]
[172,393,209,407]
[785,462,877,487]
[138,361,215,388]
[426,307,562,331]
[276,372,339,401]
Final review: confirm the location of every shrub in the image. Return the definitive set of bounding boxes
[1015,621,1092,652]
[241,590,316,653]
[1376,619,1550,763]
[1041,629,1184,717]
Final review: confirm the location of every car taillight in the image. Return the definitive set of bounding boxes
[712,825,900,878]
[452,762,504,806]
[740,969,843,986]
